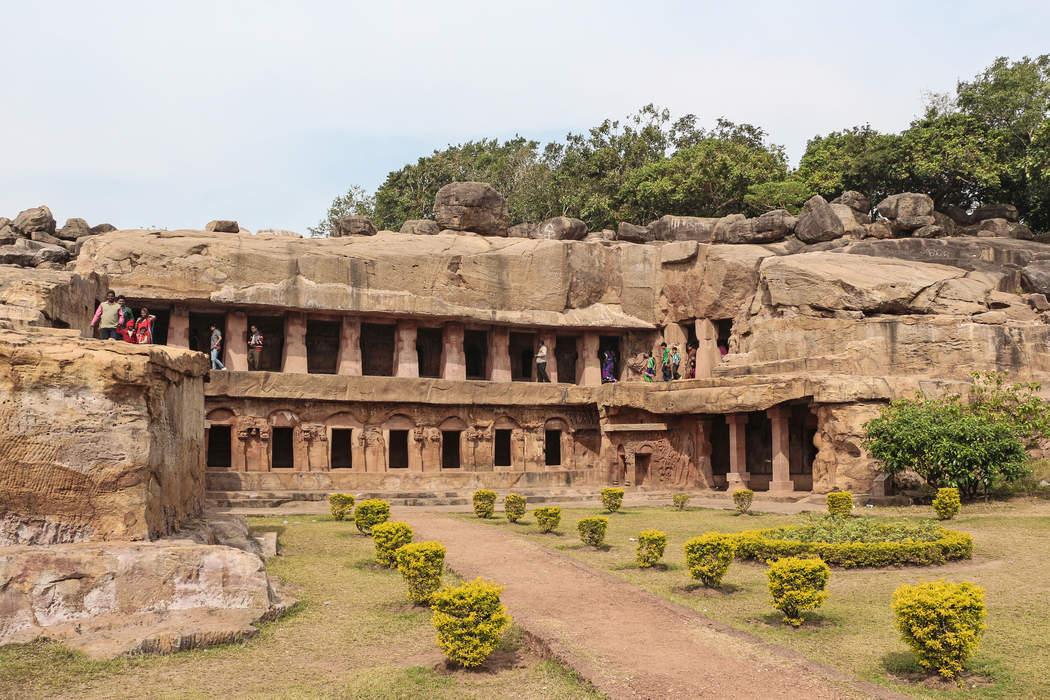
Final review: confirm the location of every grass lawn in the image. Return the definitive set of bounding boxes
[458,497,1050,699]
[0,516,598,700]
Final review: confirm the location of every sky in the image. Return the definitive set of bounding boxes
[1,0,1048,233]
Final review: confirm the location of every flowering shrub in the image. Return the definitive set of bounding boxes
[371,521,413,567]
[636,529,667,568]
[576,517,609,547]
[533,507,561,533]
[472,489,497,518]
[431,578,510,668]
[354,499,391,534]
[328,493,355,521]
[732,489,753,514]
[683,533,735,587]
[672,493,690,510]
[767,556,830,626]
[826,491,853,517]
[932,487,961,520]
[600,487,625,513]
[892,580,986,679]
[396,541,446,604]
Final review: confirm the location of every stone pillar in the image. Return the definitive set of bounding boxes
[538,331,558,383]
[168,306,189,348]
[695,417,714,489]
[393,321,419,378]
[226,310,248,371]
[726,413,749,488]
[767,405,794,493]
[282,313,308,374]
[694,319,720,378]
[489,327,511,382]
[337,317,362,376]
[578,332,601,386]
[441,323,466,380]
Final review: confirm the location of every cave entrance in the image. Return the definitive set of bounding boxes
[271,427,294,469]
[206,425,232,468]
[189,312,226,363]
[510,331,536,381]
[306,320,340,374]
[416,327,443,378]
[555,335,579,384]
[464,330,488,380]
[360,322,395,376]
[246,316,284,371]
[599,335,621,382]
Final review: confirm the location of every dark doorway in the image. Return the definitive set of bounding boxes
[189,312,226,359]
[544,430,561,466]
[417,327,443,378]
[715,319,733,356]
[509,332,536,381]
[746,410,773,490]
[442,431,461,468]
[555,335,579,384]
[635,453,651,486]
[710,417,730,484]
[247,316,284,371]
[494,429,512,467]
[271,427,294,468]
[307,320,340,374]
[599,336,621,382]
[361,323,395,376]
[330,428,353,469]
[206,425,232,468]
[388,429,409,468]
[126,303,170,345]
[464,330,487,380]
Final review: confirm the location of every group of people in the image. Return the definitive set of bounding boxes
[642,342,696,383]
[90,290,156,344]
[533,341,620,384]
[203,323,263,371]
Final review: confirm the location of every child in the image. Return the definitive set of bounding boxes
[671,346,681,380]
[644,351,656,383]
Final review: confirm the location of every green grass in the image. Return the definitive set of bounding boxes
[0,516,600,700]
[459,498,1050,699]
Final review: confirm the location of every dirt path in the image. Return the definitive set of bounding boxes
[401,510,906,700]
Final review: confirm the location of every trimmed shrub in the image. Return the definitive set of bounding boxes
[636,529,667,568]
[672,493,690,510]
[576,517,609,547]
[932,487,961,521]
[472,489,497,519]
[503,493,527,523]
[826,491,853,517]
[533,507,561,533]
[354,499,391,534]
[600,487,625,513]
[328,493,355,521]
[683,533,735,587]
[732,489,754,514]
[372,521,413,567]
[892,580,986,679]
[396,541,446,604]
[767,556,830,626]
[431,578,511,668]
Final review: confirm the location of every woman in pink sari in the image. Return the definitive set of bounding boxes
[134,307,156,344]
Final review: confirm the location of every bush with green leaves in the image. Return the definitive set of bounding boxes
[430,578,511,668]
[371,521,413,567]
[353,499,391,534]
[891,580,986,679]
[396,541,446,604]
[636,529,667,568]
[328,493,355,521]
[533,507,561,533]
[767,557,830,626]
[683,533,735,587]
[472,489,497,519]
[826,491,853,517]
[576,517,609,547]
[732,489,753,514]
[600,487,625,513]
[932,487,961,520]
[672,493,690,510]
[503,493,527,522]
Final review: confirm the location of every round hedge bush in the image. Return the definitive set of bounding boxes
[636,529,667,568]
[732,489,753,514]
[767,556,830,626]
[672,493,690,510]
[472,489,497,518]
[533,507,561,533]
[683,532,735,587]
[600,487,625,513]
[932,487,961,520]
[354,499,391,534]
[826,491,854,517]
[372,521,413,567]
[892,579,986,679]
[503,493,527,523]
[328,493,355,521]
[431,578,510,668]
[576,517,609,547]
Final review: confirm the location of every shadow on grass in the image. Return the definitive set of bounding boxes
[749,610,836,630]
[672,581,745,596]
[612,561,679,572]
[880,650,998,690]
[350,558,390,572]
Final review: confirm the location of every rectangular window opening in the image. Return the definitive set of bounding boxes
[416,327,443,378]
[544,429,561,466]
[306,320,341,374]
[360,323,396,376]
[464,330,487,379]
[271,427,294,468]
[330,428,353,469]
[206,425,232,468]
[442,430,461,468]
[494,429,512,467]
[388,429,409,468]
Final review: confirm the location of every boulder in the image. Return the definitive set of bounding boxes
[831,191,871,216]
[205,220,240,233]
[399,219,441,236]
[712,214,747,242]
[941,204,973,226]
[1022,261,1050,295]
[90,223,117,235]
[931,211,957,237]
[876,193,934,221]
[30,229,63,246]
[0,238,70,267]
[973,203,1019,222]
[255,228,302,237]
[913,224,946,238]
[617,221,652,243]
[647,215,719,242]
[532,216,587,241]
[433,181,509,236]
[331,216,377,237]
[795,195,845,243]
[56,217,91,240]
[830,203,863,233]
[724,211,793,244]
[12,206,56,236]
[858,222,894,239]
[1007,222,1035,240]
[507,222,537,238]
[894,216,936,233]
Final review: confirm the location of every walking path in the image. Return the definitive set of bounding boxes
[399,510,905,700]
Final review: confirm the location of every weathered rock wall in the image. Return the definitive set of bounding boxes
[0,265,107,333]
[0,328,209,544]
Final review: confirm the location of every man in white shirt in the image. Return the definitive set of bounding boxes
[535,341,550,382]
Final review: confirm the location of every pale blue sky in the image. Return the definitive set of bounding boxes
[1,0,1048,233]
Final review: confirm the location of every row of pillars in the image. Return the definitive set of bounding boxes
[725,406,794,493]
[168,311,606,386]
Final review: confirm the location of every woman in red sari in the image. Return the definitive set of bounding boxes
[134,307,156,344]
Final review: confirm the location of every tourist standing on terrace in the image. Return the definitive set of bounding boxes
[209,324,226,370]
[601,350,617,383]
[687,344,697,378]
[644,351,656,382]
[248,325,264,370]
[660,342,672,382]
[91,290,122,340]
[535,341,550,382]
[671,346,681,380]
[134,308,156,344]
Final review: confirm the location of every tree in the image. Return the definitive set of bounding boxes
[309,185,375,237]
[795,126,900,206]
[743,180,814,216]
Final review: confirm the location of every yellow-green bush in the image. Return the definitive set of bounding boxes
[503,493,527,522]
[636,529,667,568]
[731,527,973,568]
[472,489,497,519]
[533,506,561,533]
[353,499,391,534]
[767,556,830,626]
[732,489,753,514]
[891,580,986,679]
[371,521,413,567]
[672,493,690,510]
[683,532,735,587]
[396,541,446,604]
[328,493,355,521]
[576,517,609,547]
[826,491,853,517]
[430,578,511,668]
[600,487,625,513]
[932,487,961,520]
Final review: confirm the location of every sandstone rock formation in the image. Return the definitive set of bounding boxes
[12,206,56,236]
[795,195,844,243]
[399,219,440,236]
[0,266,105,330]
[617,221,651,243]
[532,216,588,240]
[205,220,240,233]
[433,181,509,236]
[332,216,377,237]
[57,218,91,240]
